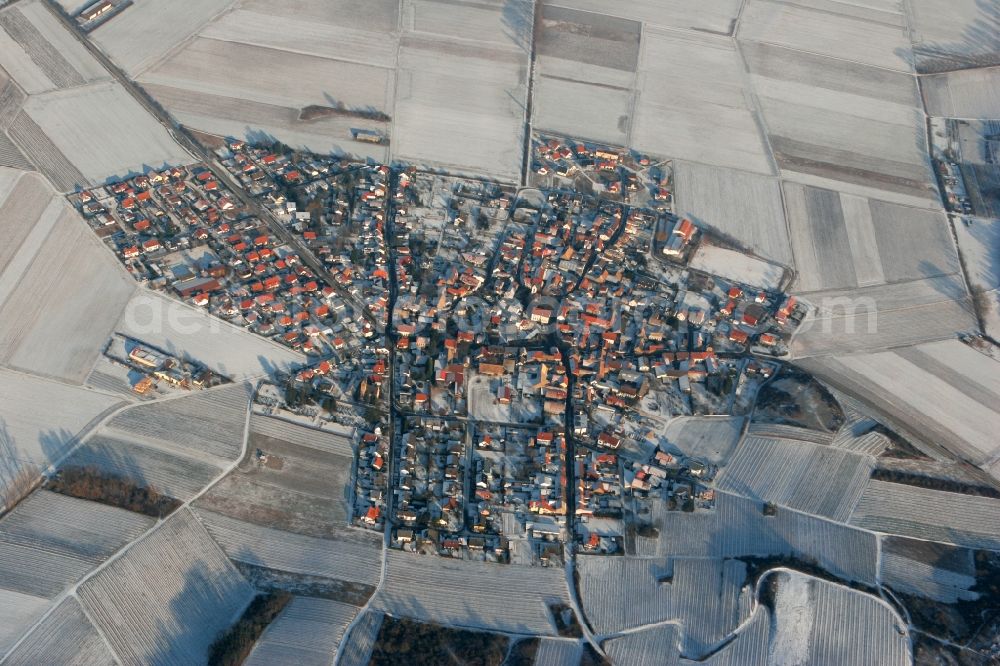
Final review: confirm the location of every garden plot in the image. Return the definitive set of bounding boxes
[192,508,382,587]
[0,0,107,94]
[77,509,255,666]
[922,68,1000,119]
[739,0,911,72]
[532,76,632,146]
[906,0,1000,72]
[244,596,358,666]
[545,0,742,35]
[336,610,383,666]
[577,556,746,652]
[116,290,304,381]
[0,490,153,599]
[3,596,116,666]
[632,29,772,174]
[662,416,744,467]
[90,0,238,77]
[194,414,356,538]
[392,37,527,181]
[955,216,1000,339]
[0,371,121,506]
[0,589,49,657]
[534,639,583,666]
[373,550,570,635]
[604,626,680,666]
[717,436,873,522]
[689,244,784,291]
[20,82,192,185]
[767,570,910,666]
[105,383,251,462]
[848,480,1000,549]
[880,536,977,603]
[673,162,791,266]
[800,340,1000,474]
[637,491,879,584]
[789,274,976,357]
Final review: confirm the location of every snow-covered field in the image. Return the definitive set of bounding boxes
[674,162,791,267]
[116,290,304,381]
[954,216,1000,339]
[77,509,254,666]
[0,371,122,506]
[21,82,192,185]
[3,596,116,666]
[0,205,135,382]
[689,244,785,291]
[245,596,359,666]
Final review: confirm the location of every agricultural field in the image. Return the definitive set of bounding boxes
[678,603,770,666]
[115,290,304,382]
[789,274,976,357]
[954,217,1000,339]
[766,570,910,665]
[372,550,570,635]
[105,383,251,462]
[799,339,1000,476]
[59,383,252,502]
[336,610,383,666]
[632,29,772,174]
[0,171,59,298]
[64,431,225,502]
[244,596,358,666]
[392,5,529,181]
[688,244,785,291]
[635,491,879,585]
[577,556,747,654]
[77,508,255,666]
[739,0,911,72]
[848,479,1000,550]
[0,199,134,383]
[544,0,741,35]
[195,414,356,538]
[0,589,49,657]
[90,0,239,77]
[0,0,108,94]
[662,416,744,467]
[132,0,398,160]
[19,82,191,186]
[604,627,680,666]
[192,508,382,587]
[880,536,977,603]
[718,436,874,522]
[532,75,632,146]
[0,490,153,599]
[3,596,116,666]
[672,162,791,266]
[784,183,959,293]
[922,67,1000,118]
[905,0,1000,72]
[0,371,122,508]
[534,638,583,666]
[5,111,84,191]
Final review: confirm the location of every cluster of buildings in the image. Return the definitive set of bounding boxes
[105,335,225,396]
[531,135,672,209]
[73,136,806,566]
[73,164,352,356]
